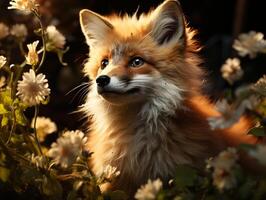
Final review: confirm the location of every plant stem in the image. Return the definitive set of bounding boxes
[6,105,16,145]
[19,41,26,56]
[8,71,16,100]
[33,105,43,155]
[33,12,46,72]
[10,61,27,101]
[8,72,14,89]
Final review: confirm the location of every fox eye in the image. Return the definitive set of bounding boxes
[101,59,109,69]
[129,57,144,68]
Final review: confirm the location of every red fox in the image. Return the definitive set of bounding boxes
[79,0,257,195]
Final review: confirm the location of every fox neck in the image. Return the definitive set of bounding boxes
[85,84,183,175]
[86,79,184,137]
[84,83,225,186]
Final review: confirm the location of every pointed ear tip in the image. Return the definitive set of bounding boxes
[164,0,180,4]
[174,0,181,5]
[162,0,182,8]
[79,9,96,26]
[159,0,184,16]
[79,9,90,18]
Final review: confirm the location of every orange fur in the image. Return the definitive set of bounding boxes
[79,0,257,196]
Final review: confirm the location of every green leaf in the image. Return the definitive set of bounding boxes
[109,190,128,200]
[16,99,28,110]
[0,90,12,106]
[238,143,256,151]
[174,165,197,188]
[42,175,63,198]
[157,191,167,200]
[0,167,10,182]
[67,191,78,200]
[224,89,233,101]
[15,109,27,126]
[253,180,266,200]
[0,104,8,115]
[257,99,266,117]
[238,180,256,200]
[41,96,50,105]
[1,115,8,127]
[248,127,266,137]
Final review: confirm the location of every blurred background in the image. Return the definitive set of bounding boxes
[0,0,265,133]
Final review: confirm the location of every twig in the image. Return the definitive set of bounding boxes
[33,105,43,155]
[33,11,46,72]
[5,105,16,145]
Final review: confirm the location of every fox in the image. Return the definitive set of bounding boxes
[79,0,258,196]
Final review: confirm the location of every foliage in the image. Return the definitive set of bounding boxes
[0,1,124,199]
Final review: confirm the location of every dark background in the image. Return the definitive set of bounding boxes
[0,0,266,132]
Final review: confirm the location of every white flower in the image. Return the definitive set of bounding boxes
[208,99,242,130]
[135,179,163,200]
[233,31,266,58]
[207,148,238,171]
[0,76,6,88]
[17,69,50,106]
[0,23,9,39]
[212,168,236,191]
[47,130,88,168]
[25,40,39,66]
[252,75,266,96]
[8,0,38,12]
[0,55,7,69]
[215,99,232,115]
[221,58,243,85]
[101,165,120,180]
[31,117,57,142]
[46,26,66,49]
[241,95,260,110]
[207,148,238,191]
[249,145,266,165]
[208,97,257,130]
[10,24,28,39]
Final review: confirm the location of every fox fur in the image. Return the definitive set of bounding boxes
[79,0,257,195]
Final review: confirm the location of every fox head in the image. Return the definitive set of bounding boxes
[80,0,202,106]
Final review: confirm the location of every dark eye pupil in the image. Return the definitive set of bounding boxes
[131,57,144,67]
[134,59,141,65]
[101,59,108,69]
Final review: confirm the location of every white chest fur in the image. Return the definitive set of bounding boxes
[83,80,201,182]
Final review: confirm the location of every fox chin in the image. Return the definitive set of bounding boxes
[79,0,257,196]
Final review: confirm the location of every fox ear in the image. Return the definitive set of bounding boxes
[80,9,113,46]
[149,0,186,46]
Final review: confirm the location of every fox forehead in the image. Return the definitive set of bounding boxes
[96,46,157,78]
[108,14,152,37]
[104,40,156,63]
[86,14,153,49]
[85,12,165,61]
[85,36,159,77]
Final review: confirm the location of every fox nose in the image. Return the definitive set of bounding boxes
[96,75,110,87]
